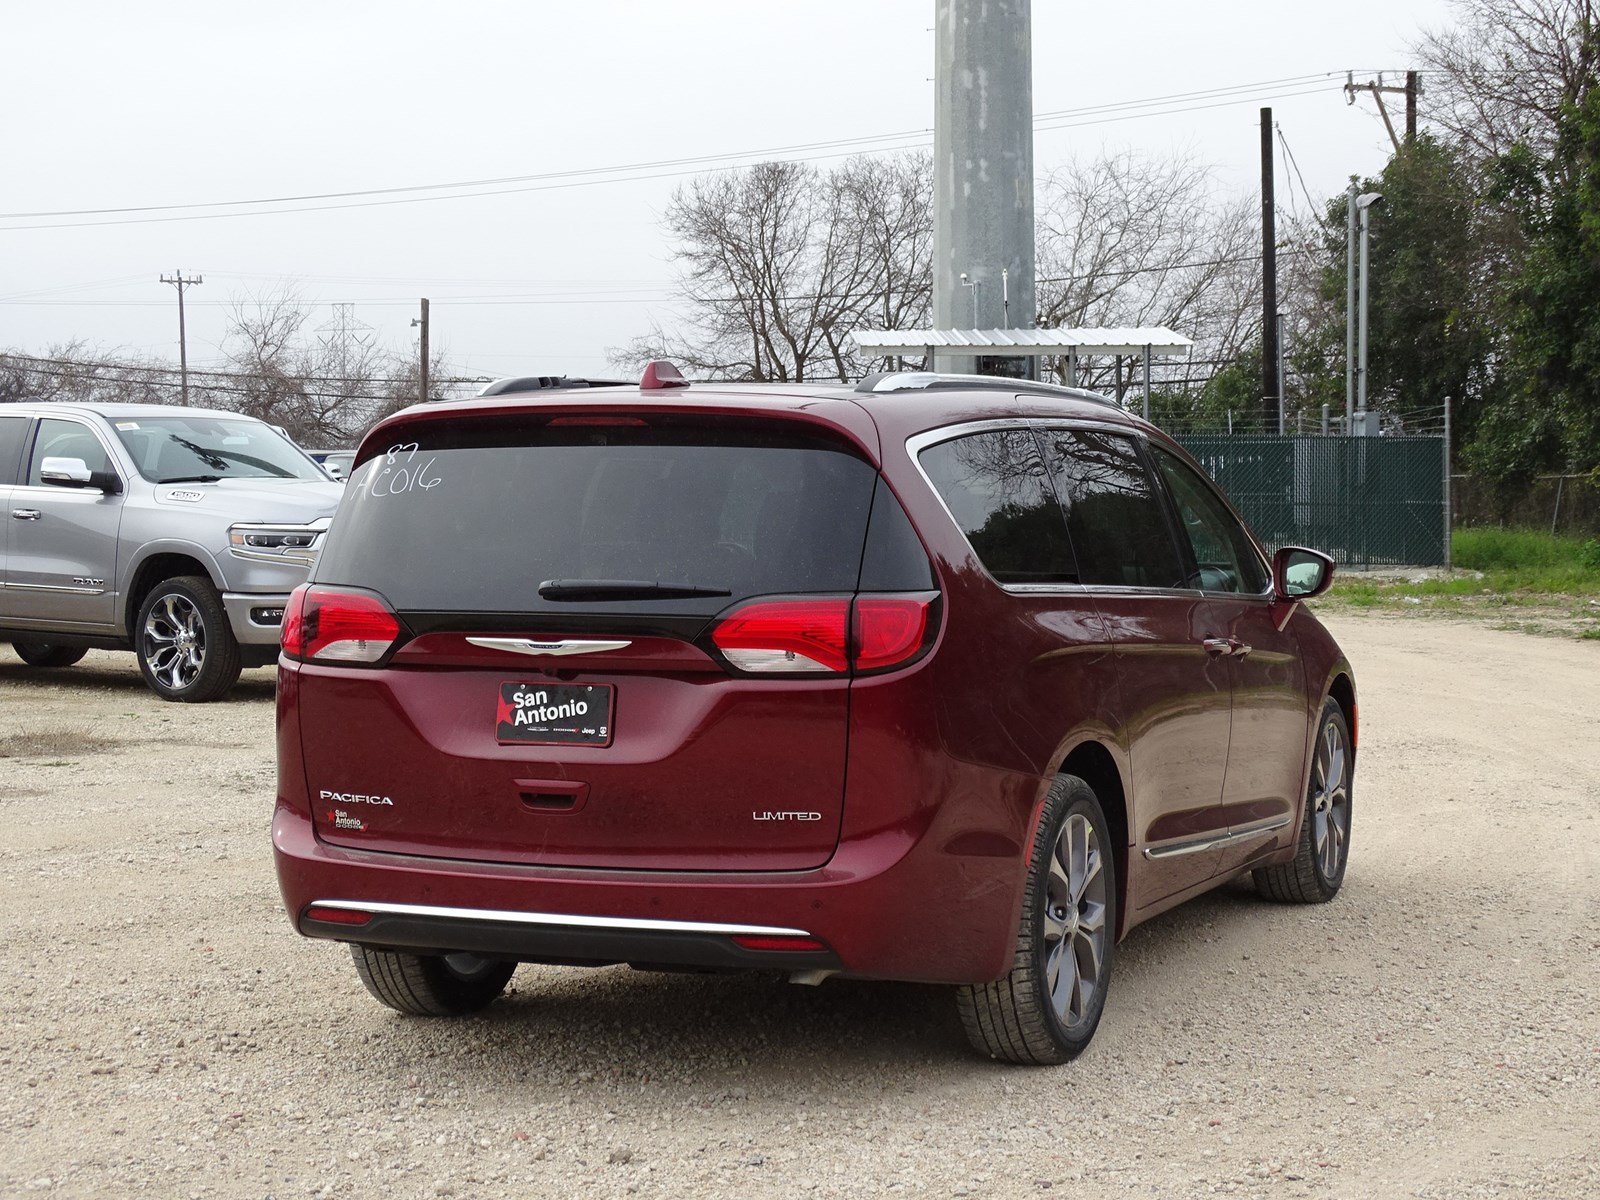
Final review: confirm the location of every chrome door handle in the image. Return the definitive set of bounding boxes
[1201,637,1232,656]
[10,508,41,520]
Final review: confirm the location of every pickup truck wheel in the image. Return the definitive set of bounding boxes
[9,640,88,668]
[350,945,516,1016]
[135,576,242,703]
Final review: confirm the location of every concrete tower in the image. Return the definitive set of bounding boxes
[932,0,1035,374]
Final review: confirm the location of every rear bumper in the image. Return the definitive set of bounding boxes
[272,801,1026,985]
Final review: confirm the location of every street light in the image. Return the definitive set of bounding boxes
[1355,192,1384,428]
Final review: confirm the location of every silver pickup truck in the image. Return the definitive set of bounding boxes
[0,402,342,701]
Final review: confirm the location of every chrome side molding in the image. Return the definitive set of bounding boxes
[1142,814,1292,861]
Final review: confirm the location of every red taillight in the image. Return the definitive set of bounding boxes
[710,593,935,676]
[712,598,850,674]
[731,934,828,953]
[547,415,649,427]
[281,585,401,664]
[303,905,372,926]
[855,595,932,672]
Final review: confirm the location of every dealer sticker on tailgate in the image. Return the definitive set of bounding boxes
[496,682,613,746]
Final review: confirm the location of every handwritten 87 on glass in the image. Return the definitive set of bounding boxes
[366,443,442,497]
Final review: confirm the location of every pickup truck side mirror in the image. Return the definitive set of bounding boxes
[40,456,123,495]
[1273,546,1335,601]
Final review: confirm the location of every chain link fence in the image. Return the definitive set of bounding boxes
[1451,473,1600,538]
[1174,433,1449,567]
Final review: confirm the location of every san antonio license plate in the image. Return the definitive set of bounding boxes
[496,682,614,746]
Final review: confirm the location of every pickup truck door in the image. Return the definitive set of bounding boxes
[4,416,125,630]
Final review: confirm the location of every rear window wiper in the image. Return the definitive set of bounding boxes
[537,579,732,602]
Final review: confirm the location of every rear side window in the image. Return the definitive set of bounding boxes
[918,429,1077,584]
[0,415,27,484]
[316,421,881,614]
[1036,428,1186,589]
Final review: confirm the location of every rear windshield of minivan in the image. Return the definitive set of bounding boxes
[315,420,880,615]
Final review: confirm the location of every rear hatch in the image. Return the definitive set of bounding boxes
[291,409,930,872]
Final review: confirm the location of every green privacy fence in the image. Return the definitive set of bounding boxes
[1173,434,1449,568]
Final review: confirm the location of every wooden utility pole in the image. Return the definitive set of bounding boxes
[1260,107,1279,431]
[1345,72,1422,152]
[414,298,430,403]
[159,270,202,405]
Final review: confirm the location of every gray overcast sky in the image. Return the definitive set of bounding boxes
[2,0,1455,382]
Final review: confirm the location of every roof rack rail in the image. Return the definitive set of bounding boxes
[475,376,633,398]
[854,371,1120,409]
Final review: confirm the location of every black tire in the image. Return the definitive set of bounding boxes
[958,775,1118,1064]
[350,945,515,1016]
[1254,698,1353,904]
[134,575,242,703]
[9,640,88,668]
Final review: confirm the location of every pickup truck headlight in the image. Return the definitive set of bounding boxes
[227,520,330,567]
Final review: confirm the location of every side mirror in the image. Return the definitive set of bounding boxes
[40,456,122,495]
[1273,546,1335,601]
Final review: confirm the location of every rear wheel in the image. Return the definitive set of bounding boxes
[350,946,515,1016]
[1254,698,1352,904]
[9,640,88,668]
[134,576,242,703]
[958,774,1117,1064]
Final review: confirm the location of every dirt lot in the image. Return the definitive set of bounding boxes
[1,615,1597,1200]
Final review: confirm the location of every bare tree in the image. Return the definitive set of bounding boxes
[1416,0,1598,161]
[1034,150,1261,398]
[615,153,932,381]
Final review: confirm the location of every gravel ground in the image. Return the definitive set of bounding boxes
[1,614,1597,1200]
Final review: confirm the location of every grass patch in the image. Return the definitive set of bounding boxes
[1319,527,1600,639]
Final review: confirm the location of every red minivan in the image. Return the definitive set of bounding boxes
[273,368,1355,1064]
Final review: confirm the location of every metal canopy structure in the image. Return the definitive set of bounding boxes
[850,326,1193,359]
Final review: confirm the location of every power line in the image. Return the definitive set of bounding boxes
[0,76,1345,232]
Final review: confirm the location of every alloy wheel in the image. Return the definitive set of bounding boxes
[1042,811,1109,1031]
[1311,717,1350,880]
[143,593,206,691]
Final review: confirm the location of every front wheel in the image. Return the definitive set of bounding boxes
[134,576,242,703]
[10,640,88,668]
[1254,698,1352,903]
[957,774,1117,1064]
[350,946,515,1016]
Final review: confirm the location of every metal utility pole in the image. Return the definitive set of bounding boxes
[932,0,1034,374]
[1260,107,1279,432]
[1275,310,1286,435]
[1355,192,1384,425]
[1344,179,1358,427]
[159,270,202,405]
[412,298,430,403]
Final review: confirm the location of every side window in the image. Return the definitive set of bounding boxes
[918,428,1077,584]
[0,415,28,484]
[1151,447,1268,594]
[27,418,112,485]
[1036,428,1186,589]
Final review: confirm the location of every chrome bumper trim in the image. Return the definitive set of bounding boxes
[307,899,813,939]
